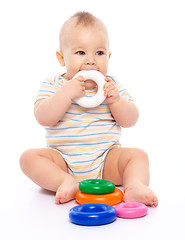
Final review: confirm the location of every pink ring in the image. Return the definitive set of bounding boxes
[114,202,148,219]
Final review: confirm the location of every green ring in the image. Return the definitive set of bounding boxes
[79,179,115,195]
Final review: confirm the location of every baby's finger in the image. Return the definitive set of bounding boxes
[104,86,115,96]
[107,89,117,98]
[107,84,117,91]
[103,82,113,90]
[104,78,116,87]
[76,75,85,82]
[105,77,113,82]
[104,81,116,93]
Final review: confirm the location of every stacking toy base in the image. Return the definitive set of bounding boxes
[69,203,117,226]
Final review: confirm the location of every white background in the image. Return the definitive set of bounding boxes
[0,0,185,239]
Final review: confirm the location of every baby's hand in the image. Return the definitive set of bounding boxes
[61,76,85,101]
[103,77,120,104]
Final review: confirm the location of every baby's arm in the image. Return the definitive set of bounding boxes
[103,77,139,128]
[34,76,85,126]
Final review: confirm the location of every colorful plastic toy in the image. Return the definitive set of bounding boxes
[114,202,148,219]
[69,203,117,226]
[76,188,123,206]
[73,70,106,108]
[79,179,115,194]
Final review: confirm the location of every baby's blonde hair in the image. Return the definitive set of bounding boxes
[59,11,108,51]
[71,11,98,26]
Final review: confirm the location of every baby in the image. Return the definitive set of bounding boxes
[20,12,158,207]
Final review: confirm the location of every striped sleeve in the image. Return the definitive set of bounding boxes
[109,75,133,101]
[35,74,62,103]
[35,74,133,103]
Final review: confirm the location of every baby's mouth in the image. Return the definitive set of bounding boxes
[84,80,97,90]
[80,67,98,71]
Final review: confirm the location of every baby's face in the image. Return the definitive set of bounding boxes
[60,23,110,87]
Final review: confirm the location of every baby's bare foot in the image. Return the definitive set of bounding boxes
[55,178,79,204]
[123,182,158,207]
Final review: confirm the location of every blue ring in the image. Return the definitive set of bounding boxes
[69,203,117,226]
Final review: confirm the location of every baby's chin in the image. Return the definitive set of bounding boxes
[85,80,97,90]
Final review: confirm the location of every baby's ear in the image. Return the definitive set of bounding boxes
[56,50,65,66]
[108,51,112,60]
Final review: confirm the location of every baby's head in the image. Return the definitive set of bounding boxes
[56,12,111,80]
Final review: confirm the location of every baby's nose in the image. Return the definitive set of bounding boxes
[85,55,95,65]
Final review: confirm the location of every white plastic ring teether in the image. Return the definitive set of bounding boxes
[73,70,106,108]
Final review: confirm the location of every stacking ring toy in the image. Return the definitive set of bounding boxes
[79,179,115,194]
[114,202,148,219]
[73,70,106,108]
[76,188,123,206]
[69,203,117,226]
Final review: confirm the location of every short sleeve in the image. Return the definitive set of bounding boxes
[108,75,133,101]
[35,74,63,104]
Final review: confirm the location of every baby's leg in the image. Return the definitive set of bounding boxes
[102,147,158,207]
[20,148,79,204]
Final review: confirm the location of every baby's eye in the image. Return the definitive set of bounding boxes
[96,51,104,56]
[76,51,85,55]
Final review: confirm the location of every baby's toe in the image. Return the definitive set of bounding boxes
[55,190,68,204]
[152,196,158,207]
[145,192,158,207]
